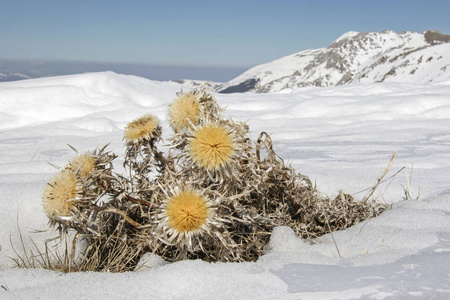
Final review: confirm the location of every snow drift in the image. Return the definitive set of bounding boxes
[0,72,449,299]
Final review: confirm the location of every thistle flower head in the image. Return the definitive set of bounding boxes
[66,153,97,178]
[166,189,209,232]
[42,171,80,220]
[157,187,218,249]
[189,123,235,171]
[169,93,200,131]
[124,114,161,144]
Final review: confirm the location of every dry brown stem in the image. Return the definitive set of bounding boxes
[99,208,143,228]
[362,151,397,202]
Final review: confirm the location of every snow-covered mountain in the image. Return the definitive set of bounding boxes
[217,30,450,93]
[0,72,31,82]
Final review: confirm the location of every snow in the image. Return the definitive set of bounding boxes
[218,30,450,93]
[1,72,449,299]
[334,31,360,43]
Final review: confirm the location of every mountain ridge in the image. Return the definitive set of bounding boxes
[217,30,450,93]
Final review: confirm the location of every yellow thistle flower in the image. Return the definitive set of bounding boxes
[158,187,218,249]
[189,123,235,170]
[66,153,96,178]
[42,171,80,220]
[169,93,200,131]
[166,189,209,233]
[124,114,160,144]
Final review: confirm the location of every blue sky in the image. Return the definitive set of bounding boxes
[1,0,449,69]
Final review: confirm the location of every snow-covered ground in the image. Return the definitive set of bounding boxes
[0,72,449,299]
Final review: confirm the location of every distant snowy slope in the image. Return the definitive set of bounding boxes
[0,72,182,131]
[0,72,31,82]
[353,42,450,84]
[218,30,450,93]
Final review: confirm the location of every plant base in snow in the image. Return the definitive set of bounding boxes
[37,88,389,272]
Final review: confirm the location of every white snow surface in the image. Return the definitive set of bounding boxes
[0,72,449,299]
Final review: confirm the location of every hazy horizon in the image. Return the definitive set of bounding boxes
[0,59,248,82]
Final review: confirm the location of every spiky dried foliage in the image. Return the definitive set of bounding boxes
[12,230,144,273]
[135,178,240,262]
[244,132,390,240]
[43,146,117,229]
[41,145,147,271]
[122,113,171,208]
[136,173,272,263]
[35,88,390,272]
[62,146,118,230]
[168,97,254,194]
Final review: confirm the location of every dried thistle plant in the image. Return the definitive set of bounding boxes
[123,114,164,173]
[121,113,170,207]
[35,88,390,272]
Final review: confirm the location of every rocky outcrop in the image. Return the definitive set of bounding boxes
[424,30,450,45]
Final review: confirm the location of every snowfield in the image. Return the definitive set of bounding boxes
[0,72,449,299]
